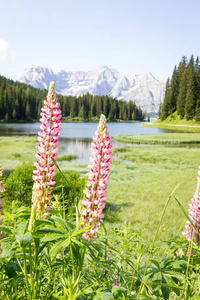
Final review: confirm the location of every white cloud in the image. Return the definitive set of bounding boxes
[0,39,15,61]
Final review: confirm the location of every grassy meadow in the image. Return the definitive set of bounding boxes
[0,134,199,250]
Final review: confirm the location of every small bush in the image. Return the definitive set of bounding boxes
[5,163,34,207]
[53,171,86,211]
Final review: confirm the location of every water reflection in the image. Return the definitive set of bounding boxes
[59,138,123,163]
[0,121,171,163]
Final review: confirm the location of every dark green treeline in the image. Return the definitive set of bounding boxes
[0,75,144,122]
[160,55,200,121]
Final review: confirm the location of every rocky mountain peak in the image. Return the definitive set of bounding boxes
[19,65,166,113]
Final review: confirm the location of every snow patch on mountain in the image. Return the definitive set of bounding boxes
[19,65,166,113]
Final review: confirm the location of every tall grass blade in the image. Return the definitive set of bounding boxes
[172,195,197,232]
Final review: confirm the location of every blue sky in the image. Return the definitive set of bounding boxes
[1,0,200,81]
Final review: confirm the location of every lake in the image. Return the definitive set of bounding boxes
[0,122,168,162]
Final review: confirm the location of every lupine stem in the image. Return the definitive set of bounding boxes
[33,239,40,300]
[29,243,33,296]
[23,247,32,299]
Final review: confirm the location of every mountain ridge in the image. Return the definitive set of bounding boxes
[19,65,166,113]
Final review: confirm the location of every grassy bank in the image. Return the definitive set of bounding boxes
[114,132,200,145]
[143,112,200,132]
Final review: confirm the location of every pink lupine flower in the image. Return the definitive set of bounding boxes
[80,114,112,241]
[182,167,200,244]
[31,82,61,219]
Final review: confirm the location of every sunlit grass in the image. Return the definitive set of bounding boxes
[1,134,199,253]
[0,136,37,172]
[106,144,199,251]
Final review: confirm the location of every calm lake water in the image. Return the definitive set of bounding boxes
[0,122,168,162]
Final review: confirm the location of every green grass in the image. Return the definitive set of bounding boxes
[0,136,81,173]
[114,132,200,145]
[108,146,198,238]
[0,136,37,173]
[57,139,200,251]
[1,134,199,252]
[57,153,77,161]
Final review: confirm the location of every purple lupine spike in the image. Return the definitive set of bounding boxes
[81,114,112,241]
[32,82,62,219]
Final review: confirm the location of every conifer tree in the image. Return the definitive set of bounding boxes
[161,78,170,120]
[195,99,200,121]
[177,69,188,118]
[168,66,179,113]
[185,66,196,119]
[25,101,31,120]
[158,102,162,119]
[177,56,187,93]
[194,56,200,103]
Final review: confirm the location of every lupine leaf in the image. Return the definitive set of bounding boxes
[41,233,67,242]
[0,225,14,234]
[50,238,70,257]
[15,233,32,247]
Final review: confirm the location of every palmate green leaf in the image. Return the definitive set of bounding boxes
[34,228,64,235]
[15,233,32,247]
[161,276,169,300]
[149,258,161,270]
[35,219,55,227]
[145,280,185,291]
[0,225,14,234]
[41,233,68,242]
[71,283,94,300]
[13,207,31,219]
[51,215,70,232]
[65,220,76,230]
[3,212,13,220]
[15,219,29,234]
[50,238,70,257]
[112,285,127,299]
[0,241,16,261]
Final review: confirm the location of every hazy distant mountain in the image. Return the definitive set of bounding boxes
[19,65,166,113]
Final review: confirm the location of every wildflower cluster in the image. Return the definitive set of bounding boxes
[81,114,112,241]
[32,82,62,219]
[183,166,200,244]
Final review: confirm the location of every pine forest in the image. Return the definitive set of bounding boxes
[160,55,200,121]
[0,75,144,122]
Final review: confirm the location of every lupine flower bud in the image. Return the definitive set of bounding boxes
[80,114,112,241]
[28,204,36,233]
[31,82,62,219]
[182,166,200,244]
